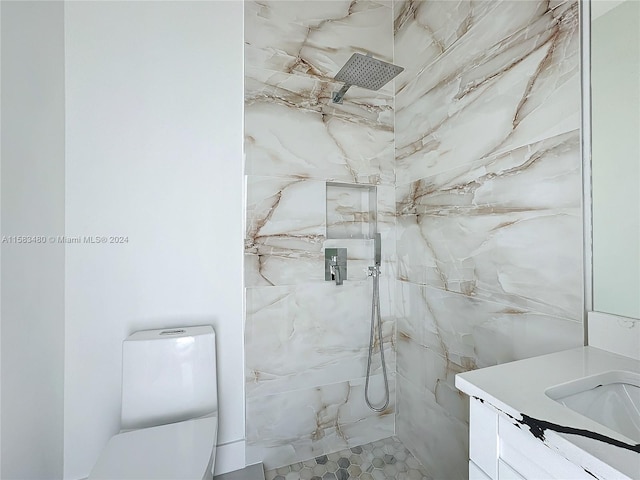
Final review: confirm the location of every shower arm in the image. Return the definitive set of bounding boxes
[332,84,352,104]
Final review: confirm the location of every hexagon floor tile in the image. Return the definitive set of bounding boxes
[264,436,432,480]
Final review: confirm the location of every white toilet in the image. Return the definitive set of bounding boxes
[89,326,219,480]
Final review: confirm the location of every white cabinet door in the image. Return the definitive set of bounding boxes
[470,460,492,480]
[498,460,525,480]
[498,416,591,480]
[470,400,498,479]
[468,398,593,480]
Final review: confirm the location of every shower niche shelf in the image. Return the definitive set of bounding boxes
[326,182,377,240]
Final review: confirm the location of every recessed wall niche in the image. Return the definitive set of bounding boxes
[326,182,377,240]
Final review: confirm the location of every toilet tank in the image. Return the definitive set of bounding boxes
[120,325,218,430]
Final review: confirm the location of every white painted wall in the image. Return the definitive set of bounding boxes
[0,1,66,478]
[63,2,244,478]
[1,6,3,475]
[588,312,640,360]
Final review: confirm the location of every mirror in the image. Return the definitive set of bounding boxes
[590,0,640,319]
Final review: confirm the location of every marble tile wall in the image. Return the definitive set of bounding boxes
[393,1,584,478]
[244,1,397,471]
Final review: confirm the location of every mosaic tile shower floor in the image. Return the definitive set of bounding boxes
[264,436,432,480]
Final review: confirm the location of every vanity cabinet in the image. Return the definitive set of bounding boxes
[468,399,592,480]
[457,348,639,480]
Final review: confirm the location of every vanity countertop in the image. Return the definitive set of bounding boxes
[455,346,640,479]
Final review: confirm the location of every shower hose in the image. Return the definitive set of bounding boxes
[364,264,390,412]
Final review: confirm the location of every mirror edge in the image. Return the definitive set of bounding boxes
[581,0,592,346]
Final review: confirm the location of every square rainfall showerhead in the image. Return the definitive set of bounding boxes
[332,53,404,103]
[334,53,404,90]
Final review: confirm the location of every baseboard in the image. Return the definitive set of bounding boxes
[213,438,247,476]
[213,463,264,480]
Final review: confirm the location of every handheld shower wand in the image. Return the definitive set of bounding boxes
[365,233,389,412]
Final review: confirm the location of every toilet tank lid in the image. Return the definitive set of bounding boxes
[125,325,214,342]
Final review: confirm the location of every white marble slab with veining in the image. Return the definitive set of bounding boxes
[456,347,640,479]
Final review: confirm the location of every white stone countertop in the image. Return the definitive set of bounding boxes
[455,346,640,479]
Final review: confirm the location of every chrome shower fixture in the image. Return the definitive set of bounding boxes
[332,53,404,104]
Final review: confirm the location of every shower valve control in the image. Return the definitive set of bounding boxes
[325,248,347,285]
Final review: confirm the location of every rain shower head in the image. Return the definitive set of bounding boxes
[332,53,404,104]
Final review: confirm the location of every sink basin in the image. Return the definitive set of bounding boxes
[545,370,640,443]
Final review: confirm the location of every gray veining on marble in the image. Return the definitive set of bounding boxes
[395,1,579,184]
[395,203,582,320]
[244,0,397,471]
[397,282,583,372]
[245,0,397,185]
[397,375,468,480]
[245,178,396,288]
[245,1,394,90]
[393,1,583,478]
[245,0,583,476]
[246,376,396,471]
[244,78,395,184]
[245,282,396,397]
